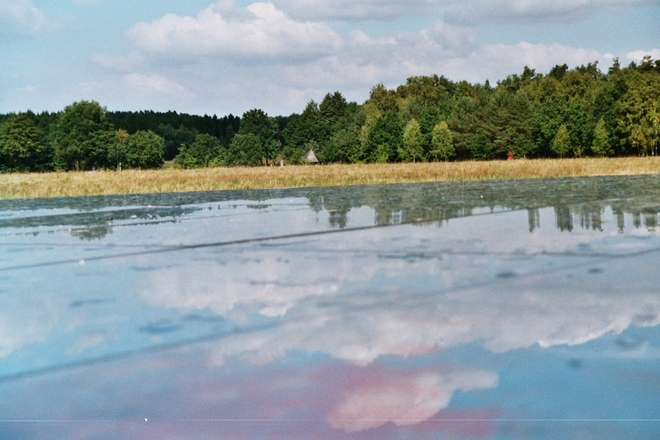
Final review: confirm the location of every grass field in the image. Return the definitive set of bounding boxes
[2,157,660,199]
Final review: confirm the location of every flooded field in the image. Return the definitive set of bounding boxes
[1,175,659,439]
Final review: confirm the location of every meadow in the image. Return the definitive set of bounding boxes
[2,157,660,199]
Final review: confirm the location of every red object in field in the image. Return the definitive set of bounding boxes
[507,151,514,160]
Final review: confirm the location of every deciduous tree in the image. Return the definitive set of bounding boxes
[239,109,279,165]
[54,101,116,170]
[591,118,613,156]
[469,129,493,160]
[401,119,424,162]
[430,121,455,161]
[175,133,224,168]
[0,113,45,172]
[228,133,263,166]
[551,124,571,158]
[125,130,164,169]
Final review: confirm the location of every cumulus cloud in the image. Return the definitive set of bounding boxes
[91,52,145,73]
[0,0,46,38]
[89,0,656,114]
[441,42,613,83]
[272,0,435,20]
[326,370,498,432]
[624,49,660,62]
[271,0,652,23]
[73,72,195,111]
[121,73,190,96]
[439,0,653,24]
[126,2,343,61]
[0,291,59,358]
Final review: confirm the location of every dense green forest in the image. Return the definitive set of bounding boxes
[1,57,658,172]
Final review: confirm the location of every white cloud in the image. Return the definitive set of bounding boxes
[121,73,190,96]
[0,291,59,358]
[271,0,653,23]
[326,370,499,432]
[271,0,435,20]
[126,2,342,61]
[91,52,144,73]
[89,0,656,114]
[624,49,660,62]
[66,333,106,355]
[439,0,654,24]
[441,42,613,83]
[0,0,46,38]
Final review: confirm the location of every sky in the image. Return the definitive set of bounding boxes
[0,0,658,117]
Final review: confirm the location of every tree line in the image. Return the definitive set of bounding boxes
[1,56,658,172]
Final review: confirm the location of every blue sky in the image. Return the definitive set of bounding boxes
[1,0,658,117]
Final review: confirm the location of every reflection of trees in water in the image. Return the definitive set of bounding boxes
[0,206,193,240]
[3,175,660,238]
[528,208,540,233]
[313,183,660,234]
[553,202,606,232]
[70,226,112,241]
[578,207,603,231]
[543,201,660,233]
[645,212,658,229]
[554,206,574,232]
[308,176,660,233]
[614,208,625,232]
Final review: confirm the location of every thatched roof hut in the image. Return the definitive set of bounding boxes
[304,150,321,164]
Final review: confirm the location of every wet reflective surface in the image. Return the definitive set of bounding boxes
[1,175,660,439]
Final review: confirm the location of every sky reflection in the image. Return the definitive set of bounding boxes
[1,176,660,439]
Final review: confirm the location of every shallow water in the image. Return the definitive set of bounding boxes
[1,176,660,439]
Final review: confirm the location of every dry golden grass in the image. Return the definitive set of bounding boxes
[2,157,660,199]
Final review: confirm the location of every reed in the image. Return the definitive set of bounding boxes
[2,157,660,199]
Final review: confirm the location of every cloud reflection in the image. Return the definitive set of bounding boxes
[326,370,498,432]
[138,207,660,367]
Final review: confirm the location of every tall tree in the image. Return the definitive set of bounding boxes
[54,101,116,170]
[108,129,129,170]
[491,89,535,158]
[591,118,613,156]
[325,105,364,163]
[125,130,165,169]
[155,124,198,160]
[551,124,571,157]
[175,133,224,168]
[228,133,263,166]
[0,113,46,172]
[620,72,660,156]
[450,96,484,159]
[320,92,348,126]
[430,121,455,161]
[239,109,279,165]
[468,129,494,160]
[401,119,424,162]
[282,102,322,163]
[368,83,399,113]
[531,95,569,157]
[365,112,403,163]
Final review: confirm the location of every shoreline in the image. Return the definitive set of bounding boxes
[2,157,660,199]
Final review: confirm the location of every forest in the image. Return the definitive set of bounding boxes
[0,56,658,172]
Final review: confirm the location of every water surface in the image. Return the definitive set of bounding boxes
[1,176,659,439]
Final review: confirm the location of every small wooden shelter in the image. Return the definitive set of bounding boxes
[304,150,321,164]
